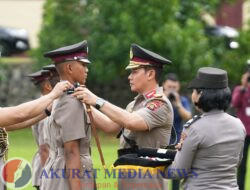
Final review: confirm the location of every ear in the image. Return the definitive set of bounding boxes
[147,69,155,81]
[65,63,73,74]
[44,81,53,92]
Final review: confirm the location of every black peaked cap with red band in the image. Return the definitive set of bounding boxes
[27,70,51,85]
[43,40,90,64]
[126,43,172,70]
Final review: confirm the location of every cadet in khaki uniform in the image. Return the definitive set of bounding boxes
[41,64,60,184]
[41,41,95,190]
[28,68,59,190]
[165,67,246,190]
[73,43,173,190]
[42,64,59,149]
[31,120,47,190]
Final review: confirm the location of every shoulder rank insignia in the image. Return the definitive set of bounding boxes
[146,100,164,111]
[183,115,202,129]
[145,90,156,99]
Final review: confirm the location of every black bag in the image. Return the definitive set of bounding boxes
[114,147,176,168]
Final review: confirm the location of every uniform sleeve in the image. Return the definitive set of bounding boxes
[54,96,86,143]
[165,125,200,179]
[43,118,50,146]
[238,124,246,166]
[37,120,45,145]
[31,124,39,146]
[135,100,173,131]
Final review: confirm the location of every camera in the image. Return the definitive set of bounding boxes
[168,92,176,102]
[66,82,80,95]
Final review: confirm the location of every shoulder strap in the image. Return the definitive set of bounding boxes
[183,115,202,129]
[116,128,138,149]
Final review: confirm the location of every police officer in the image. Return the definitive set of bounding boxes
[73,43,173,189]
[27,68,60,190]
[41,64,59,150]
[41,41,95,190]
[165,67,246,190]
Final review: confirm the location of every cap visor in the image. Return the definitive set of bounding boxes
[78,58,91,64]
[125,64,141,70]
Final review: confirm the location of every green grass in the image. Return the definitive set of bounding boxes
[6,129,250,190]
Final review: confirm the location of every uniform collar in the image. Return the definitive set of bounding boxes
[134,86,163,100]
[203,109,224,116]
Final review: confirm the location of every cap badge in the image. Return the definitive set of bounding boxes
[130,49,133,59]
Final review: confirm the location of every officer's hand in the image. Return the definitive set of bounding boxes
[50,81,73,99]
[73,87,98,106]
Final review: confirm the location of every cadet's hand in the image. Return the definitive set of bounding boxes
[72,87,98,106]
[50,81,73,99]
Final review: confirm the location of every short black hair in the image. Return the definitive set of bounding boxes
[143,66,163,84]
[163,73,179,82]
[195,87,231,112]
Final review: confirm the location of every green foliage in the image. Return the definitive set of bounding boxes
[32,0,85,69]
[34,0,250,87]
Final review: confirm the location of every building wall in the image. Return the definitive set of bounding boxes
[0,0,45,48]
[216,0,243,28]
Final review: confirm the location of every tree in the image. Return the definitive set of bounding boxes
[32,0,86,68]
[34,0,249,105]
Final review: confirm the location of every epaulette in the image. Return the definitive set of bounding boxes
[183,115,202,129]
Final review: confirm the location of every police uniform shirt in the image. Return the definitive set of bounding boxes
[120,87,173,149]
[118,87,173,190]
[41,94,94,190]
[166,110,246,189]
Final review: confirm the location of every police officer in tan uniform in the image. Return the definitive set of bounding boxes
[165,67,246,190]
[27,70,51,190]
[73,43,173,189]
[41,41,95,190]
[41,64,59,153]
[41,64,60,183]
[28,68,60,190]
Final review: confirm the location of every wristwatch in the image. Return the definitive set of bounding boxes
[95,98,106,110]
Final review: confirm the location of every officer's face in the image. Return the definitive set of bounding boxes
[71,62,88,84]
[128,67,148,93]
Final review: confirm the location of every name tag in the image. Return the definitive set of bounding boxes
[246,107,250,116]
